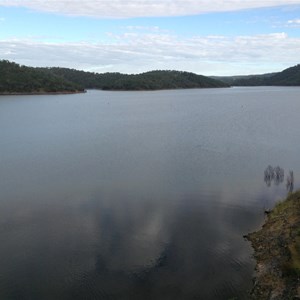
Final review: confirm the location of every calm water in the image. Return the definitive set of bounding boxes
[0,87,299,299]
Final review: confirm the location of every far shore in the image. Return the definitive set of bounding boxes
[0,90,86,96]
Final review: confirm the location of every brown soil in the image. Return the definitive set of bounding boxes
[245,190,300,299]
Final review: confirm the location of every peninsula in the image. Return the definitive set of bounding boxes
[0,60,84,94]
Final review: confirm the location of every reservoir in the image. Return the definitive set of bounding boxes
[0,87,299,299]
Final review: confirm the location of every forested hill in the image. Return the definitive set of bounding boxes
[213,73,275,86]
[0,60,84,94]
[217,64,300,86]
[263,64,300,86]
[0,60,229,93]
[1,60,300,94]
[45,68,229,90]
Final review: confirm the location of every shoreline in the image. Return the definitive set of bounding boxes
[0,90,86,96]
[0,87,230,95]
[245,190,300,299]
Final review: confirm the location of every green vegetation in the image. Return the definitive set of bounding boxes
[0,60,84,94]
[2,59,299,94]
[215,64,300,86]
[0,60,229,94]
[246,190,300,299]
[45,68,229,90]
[212,73,275,85]
[265,64,300,86]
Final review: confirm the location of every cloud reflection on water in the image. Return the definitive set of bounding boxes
[0,184,262,300]
[1,89,300,299]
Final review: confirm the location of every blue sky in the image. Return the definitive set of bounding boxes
[0,1,300,75]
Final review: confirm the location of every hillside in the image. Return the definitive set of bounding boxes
[0,60,229,93]
[213,73,275,85]
[265,64,300,86]
[2,59,299,93]
[0,60,84,94]
[219,64,300,86]
[46,68,229,90]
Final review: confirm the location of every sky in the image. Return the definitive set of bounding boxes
[0,0,300,75]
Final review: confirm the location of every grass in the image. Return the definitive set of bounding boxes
[247,190,300,299]
[270,191,300,276]
[287,237,300,275]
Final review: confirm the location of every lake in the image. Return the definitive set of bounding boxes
[0,87,299,299]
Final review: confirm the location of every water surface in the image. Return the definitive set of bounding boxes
[0,87,299,299]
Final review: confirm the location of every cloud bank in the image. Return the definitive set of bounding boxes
[0,0,299,18]
[1,31,299,75]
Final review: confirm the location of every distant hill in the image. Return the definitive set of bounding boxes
[264,64,300,86]
[45,68,229,90]
[2,59,299,94]
[213,73,275,85]
[0,60,84,94]
[215,64,300,86]
[0,60,229,94]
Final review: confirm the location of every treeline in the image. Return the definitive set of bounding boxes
[262,64,300,86]
[0,60,229,94]
[0,60,84,94]
[2,59,299,94]
[215,64,300,86]
[43,68,229,90]
[43,63,300,89]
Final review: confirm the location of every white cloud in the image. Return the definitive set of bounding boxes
[1,31,299,75]
[0,0,299,18]
[287,18,300,27]
[288,19,300,24]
